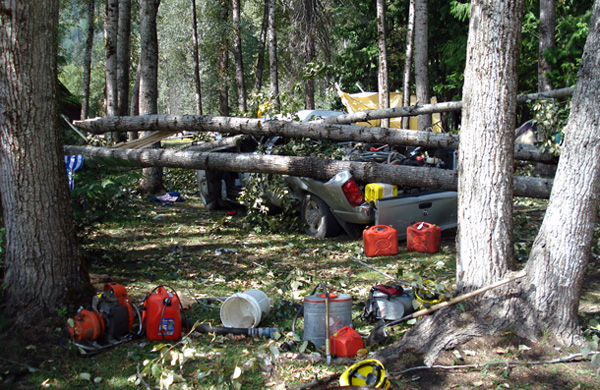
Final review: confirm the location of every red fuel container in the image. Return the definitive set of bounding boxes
[143,286,182,341]
[407,222,441,253]
[363,225,398,257]
[330,326,364,357]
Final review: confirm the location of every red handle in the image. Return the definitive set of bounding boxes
[371,225,392,232]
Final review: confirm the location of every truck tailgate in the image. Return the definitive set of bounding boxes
[375,191,458,239]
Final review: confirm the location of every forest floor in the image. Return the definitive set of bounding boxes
[0,193,599,389]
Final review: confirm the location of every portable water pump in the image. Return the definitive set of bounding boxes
[67,282,139,351]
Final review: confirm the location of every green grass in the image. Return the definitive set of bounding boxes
[1,194,599,389]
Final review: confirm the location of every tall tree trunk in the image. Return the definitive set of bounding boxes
[376,0,389,128]
[218,0,230,116]
[254,0,269,93]
[414,0,431,130]
[524,0,600,344]
[268,0,280,110]
[105,0,119,141]
[377,0,525,365]
[0,0,94,325]
[81,0,95,119]
[302,0,317,110]
[117,0,132,118]
[191,0,203,115]
[304,38,316,110]
[401,0,415,129]
[456,0,523,288]
[232,0,247,113]
[128,59,141,140]
[139,0,163,194]
[538,0,556,92]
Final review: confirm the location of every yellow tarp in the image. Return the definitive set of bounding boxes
[337,89,443,132]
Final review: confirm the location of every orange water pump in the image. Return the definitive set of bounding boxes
[68,309,105,342]
[67,282,136,343]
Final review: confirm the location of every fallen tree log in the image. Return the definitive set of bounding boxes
[73,115,557,164]
[64,145,553,198]
[320,87,574,125]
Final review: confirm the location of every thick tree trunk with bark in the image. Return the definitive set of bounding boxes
[81,0,95,119]
[232,0,246,113]
[456,0,523,288]
[191,0,203,115]
[73,114,558,164]
[117,0,132,118]
[523,0,600,344]
[0,0,94,325]
[63,144,553,199]
[539,0,556,92]
[401,0,415,129]
[268,0,280,109]
[414,0,431,130]
[139,0,163,194]
[376,0,600,366]
[377,0,390,128]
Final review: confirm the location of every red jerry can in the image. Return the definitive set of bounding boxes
[407,222,441,253]
[363,225,398,257]
[330,326,364,358]
[143,286,182,341]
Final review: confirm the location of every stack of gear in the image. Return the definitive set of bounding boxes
[67,283,140,353]
[361,285,415,322]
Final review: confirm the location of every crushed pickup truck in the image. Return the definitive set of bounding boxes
[196,109,457,239]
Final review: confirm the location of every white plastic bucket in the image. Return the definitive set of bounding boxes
[220,289,271,328]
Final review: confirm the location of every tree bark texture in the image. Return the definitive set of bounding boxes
[81,0,95,119]
[117,0,132,118]
[376,0,600,366]
[128,60,141,140]
[73,114,558,165]
[377,0,390,128]
[63,144,552,199]
[268,0,280,109]
[523,0,600,345]
[191,0,203,115]
[64,145,460,190]
[457,0,524,287]
[139,0,163,194]
[232,0,247,113]
[295,0,318,110]
[0,0,94,324]
[321,87,574,126]
[539,0,556,92]
[381,1,600,365]
[218,0,230,116]
[414,0,431,130]
[254,0,269,93]
[402,0,415,129]
[105,0,119,119]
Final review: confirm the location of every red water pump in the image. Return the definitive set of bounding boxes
[142,285,182,341]
[68,282,136,343]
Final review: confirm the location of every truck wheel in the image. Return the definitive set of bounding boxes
[301,194,341,238]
